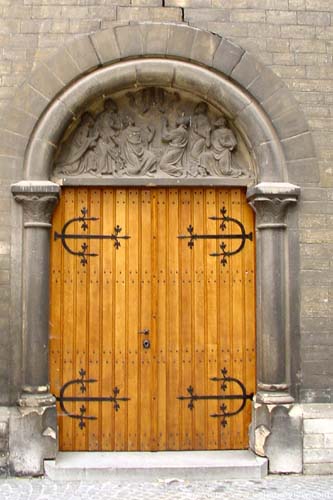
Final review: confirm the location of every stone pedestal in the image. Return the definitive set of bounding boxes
[10,181,60,476]
[247,182,302,473]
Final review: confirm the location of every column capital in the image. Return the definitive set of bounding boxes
[247,182,300,229]
[11,181,60,228]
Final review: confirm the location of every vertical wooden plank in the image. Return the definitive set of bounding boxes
[241,190,256,448]
[204,188,219,450]
[113,188,127,450]
[216,188,232,450]
[192,188,206,450]
[179,188,193,449]
[127,188,140,451]
[49,190,64,447]
[166,188,181,450]
[85,189,102,450]
[155,189,167,450]
[100,188,115,450]
[139,189,153,450]
[73,188,89,451]
[61,188,76,450]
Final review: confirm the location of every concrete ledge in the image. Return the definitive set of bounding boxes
[44,451,268,481]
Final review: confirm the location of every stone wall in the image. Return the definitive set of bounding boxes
[0,0,332,475]
[303,405,333,474]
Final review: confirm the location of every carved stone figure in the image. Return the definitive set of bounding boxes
[199,117,245,177]
[188,102,212,176]
[127,87,180,114]
[92,99,122,175]
[159,115,190,177]
[53,89,253,180]
[121,116,157,176]
[54,112,98,175]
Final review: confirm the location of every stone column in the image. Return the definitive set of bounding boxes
[247,182,302,473]
[10,180,60,475]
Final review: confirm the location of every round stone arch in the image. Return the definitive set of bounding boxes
[6,22,316,475]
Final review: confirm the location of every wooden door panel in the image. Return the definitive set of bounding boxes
[50,187,256,451]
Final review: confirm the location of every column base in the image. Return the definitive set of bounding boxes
[18,388,56,408]
[249,394,303,474]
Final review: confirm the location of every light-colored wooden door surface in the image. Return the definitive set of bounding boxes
[50,187,256,451]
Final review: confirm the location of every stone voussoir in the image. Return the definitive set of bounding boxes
[189,29,221,67]
[212,38,244,77]
[89,27,121,65]
[65,35,101,74]
[167,24,197,60]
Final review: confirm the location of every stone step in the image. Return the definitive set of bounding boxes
[44,450,268,481]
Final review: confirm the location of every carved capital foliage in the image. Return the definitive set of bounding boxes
[249,196,297,229]
[11,181,60,227]
[247,182,300,229]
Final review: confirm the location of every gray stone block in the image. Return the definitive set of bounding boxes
[0,107,35,138]
[12,83,49,119]
[140,22,169,56]
[0,130,28,158]
[281,132,316,161]
[213,38,244,76]
[253,140,287,182]
[28,63,64,101]
[66,36,100,74]
[234,103,275,147]
[304,448,333,464]
[231,52,264,89]
[303,434,325,449]
[190,29,220,67]
[304,419,333,434]
[287,159,320,185]
[44,49,80,86]
[115,24,143,57]
[167,24,196,60]
[136,60,174,87]
[304,462,333,475]
[34,99,74,147]
[273,108,309,141]
[9,406,57,476]
[303,404,333,419]
[173,64,211,98]
[90,28,121,65]
[248,67,284,104]
[265,405,303,473]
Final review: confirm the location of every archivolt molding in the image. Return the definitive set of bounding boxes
[0,22,317,186]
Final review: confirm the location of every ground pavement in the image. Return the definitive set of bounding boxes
[1,476,333,500]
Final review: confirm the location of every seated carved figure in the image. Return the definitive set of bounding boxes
[159,115,190,177]
[54,112,98,176]
[121,116,157,176]
[199,117,244,177]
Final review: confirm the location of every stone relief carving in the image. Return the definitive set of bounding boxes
[53,88,254,180]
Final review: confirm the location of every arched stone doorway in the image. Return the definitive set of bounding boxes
[7,22,311,475]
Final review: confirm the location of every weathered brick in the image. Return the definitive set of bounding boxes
[304,433,325,448]
[266,10,297,24]
[117,6,182,21]
[304,0,333,11]
[166,0,211,6]
[230,9,266,23]
[297,11,331,25]
[184,8,230,22]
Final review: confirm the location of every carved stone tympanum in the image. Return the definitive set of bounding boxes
[53,88,254,181]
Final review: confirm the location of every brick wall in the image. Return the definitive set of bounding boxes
[0,1,332,404]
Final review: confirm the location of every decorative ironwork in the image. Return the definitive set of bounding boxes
[177,367,253,427]
[56,368,130,430]
[54,206,130,266]
[178,206,252,265]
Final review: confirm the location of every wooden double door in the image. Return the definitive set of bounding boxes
[50,187,256,451]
